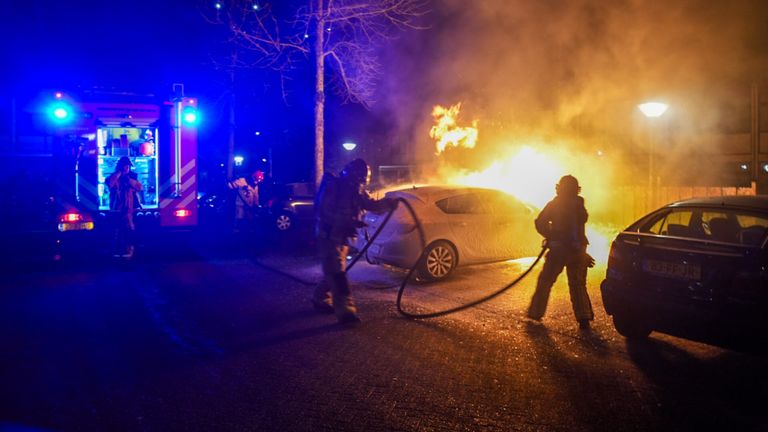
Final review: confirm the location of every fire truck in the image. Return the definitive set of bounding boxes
[45,88,199,256]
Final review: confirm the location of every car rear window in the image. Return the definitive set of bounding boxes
[638,207,768,246]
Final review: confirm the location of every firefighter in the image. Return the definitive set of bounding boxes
[527,175,595,329]
[106,156,143,258]
[312,159,396,323]
[227,170,264,233]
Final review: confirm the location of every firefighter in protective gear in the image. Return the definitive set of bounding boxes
[227,170,264,232]
[527,175,595,329]
[312,159,396,323]
[106,156,143,258]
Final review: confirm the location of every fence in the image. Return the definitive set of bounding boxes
[608,183,757,227]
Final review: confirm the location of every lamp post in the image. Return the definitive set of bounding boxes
[638,102,668,210]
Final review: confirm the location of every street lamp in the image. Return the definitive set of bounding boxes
[638,101,668,210]
[342,142,357,151]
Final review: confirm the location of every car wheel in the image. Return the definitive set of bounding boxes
[275,212,292,232]
[612,313,652,339]
[419,241,457,281]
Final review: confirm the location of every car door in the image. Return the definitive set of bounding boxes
[435,192,494,263]
[481,190,538,259]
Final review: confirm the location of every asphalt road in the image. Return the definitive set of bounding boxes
[2,236,767,431]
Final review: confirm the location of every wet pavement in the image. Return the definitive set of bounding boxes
[2,238,767,431]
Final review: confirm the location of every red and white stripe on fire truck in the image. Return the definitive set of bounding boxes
[159,158,197,208]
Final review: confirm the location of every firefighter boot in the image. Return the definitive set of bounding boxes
[331,273,360,324]
[311,280,334,314]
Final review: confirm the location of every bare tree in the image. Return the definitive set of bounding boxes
[206,0,428,188]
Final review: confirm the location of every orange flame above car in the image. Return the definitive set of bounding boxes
[430,103,479,154]
[430,105,616,264]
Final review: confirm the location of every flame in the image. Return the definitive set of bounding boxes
[430,107,620,266]
[442,145,563,209]
[430,103,479,154]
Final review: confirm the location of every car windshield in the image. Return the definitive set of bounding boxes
[638,207,768,246]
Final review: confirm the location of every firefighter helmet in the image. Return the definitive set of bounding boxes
[117,156,133,169]
[556,175,581,196]
[341,158,371,186]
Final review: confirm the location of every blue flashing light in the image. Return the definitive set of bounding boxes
[53,107,69,120]
[215,2,222,9]
[182,106,198,125]
[48,102,74,124]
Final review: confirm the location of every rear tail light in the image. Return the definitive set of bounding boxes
[174,209,192,218]
[57,211,94,232]
[60,212,83,223]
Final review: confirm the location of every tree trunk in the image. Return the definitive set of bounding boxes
[314,0,325,190]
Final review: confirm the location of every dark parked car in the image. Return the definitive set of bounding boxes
[601,196,768,349]
[262,182,315,233]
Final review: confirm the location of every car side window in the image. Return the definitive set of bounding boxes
[643,209,694,237]
[484,191,530,216]
[435,193,488,214]
[735,213,768,246]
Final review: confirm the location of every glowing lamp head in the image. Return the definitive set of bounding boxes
[342,142,357,151]
[234,155,244,167]
[638,102,669,118]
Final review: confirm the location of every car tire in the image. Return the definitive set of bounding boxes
[418,240,457,281]
[612,313,652,339]
[275,212,293,232]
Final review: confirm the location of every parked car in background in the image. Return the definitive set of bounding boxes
[357,185,540,281]
[262,182,315,233]
[601,196,768,349]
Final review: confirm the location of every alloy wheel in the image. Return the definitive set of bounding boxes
[425,244,455,278]
[276,214,292,231]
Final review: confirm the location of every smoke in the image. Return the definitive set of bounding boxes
[375,0,768,187]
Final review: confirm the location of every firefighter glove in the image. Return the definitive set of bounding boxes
[585,253,596,268]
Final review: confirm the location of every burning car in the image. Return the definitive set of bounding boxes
[601,196,768,349]
[358,185,540,280]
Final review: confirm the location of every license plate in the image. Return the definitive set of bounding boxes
[642,259,701,280]
[58,221,94,232]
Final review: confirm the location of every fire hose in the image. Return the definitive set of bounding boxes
[348,197,547,319]
[254,197,547,319]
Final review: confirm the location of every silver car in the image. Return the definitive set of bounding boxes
[358,185,540,280]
